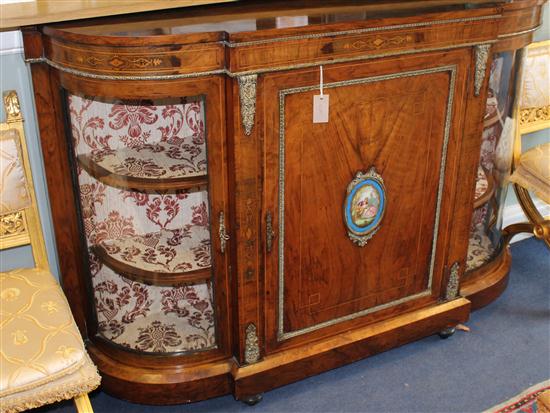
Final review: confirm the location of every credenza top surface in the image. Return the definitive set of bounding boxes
[6,0,504,37]
[0,0,238,31]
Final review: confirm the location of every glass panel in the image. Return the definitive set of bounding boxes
[67,93,216,354]
[467,50,519,272]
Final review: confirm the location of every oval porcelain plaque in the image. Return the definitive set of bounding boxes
[344,167,386,247]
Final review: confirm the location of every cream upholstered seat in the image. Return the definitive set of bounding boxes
[509,143,550,204]
[0,91,100,413]
[504,41,550,247]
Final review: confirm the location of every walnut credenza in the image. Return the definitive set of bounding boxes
[21,0,546,405]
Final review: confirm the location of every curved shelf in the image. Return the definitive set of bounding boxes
[473,165,495,209]
[93,227,212,286]
[466,224,495,273]
[461,246,511,311]
[78,143,208,191]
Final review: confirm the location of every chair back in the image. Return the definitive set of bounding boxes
[0,90,49,271]
[513,40,550,163]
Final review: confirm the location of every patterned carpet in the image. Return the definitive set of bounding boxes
[483,380,550,413]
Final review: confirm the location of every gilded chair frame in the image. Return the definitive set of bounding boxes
[0,90,94,412]
[505,40,550,247]
[0,91,48,269]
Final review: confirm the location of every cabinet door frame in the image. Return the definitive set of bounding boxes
[261,49,472,353]
[43,70,233,363]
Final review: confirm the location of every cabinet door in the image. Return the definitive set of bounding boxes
[262,50,471,351]
[55,74,232,358]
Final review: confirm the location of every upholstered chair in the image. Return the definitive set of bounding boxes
[0,91,100,412]
[505,41,550,247]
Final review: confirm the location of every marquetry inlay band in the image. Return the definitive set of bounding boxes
[222,15,499,48]
[26,41,493,81]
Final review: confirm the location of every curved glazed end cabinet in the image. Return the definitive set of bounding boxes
[21,0,546,405]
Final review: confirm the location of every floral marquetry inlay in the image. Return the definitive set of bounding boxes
[343,35,414,51]
[73,54,165,70]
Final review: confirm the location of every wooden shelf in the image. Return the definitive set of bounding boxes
[78,143,208,191]
[93,227,212,286]
[473,165,496,209]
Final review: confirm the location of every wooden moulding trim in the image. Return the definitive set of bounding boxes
[498,25,542,39]
[232,298,470,394]
[473,166,496,209]
[92,244,212,286]
[26,40,496,80]
[77,154,208,192]
[460,246,511,310]
[91,334,227,368]
[87,342,233,404]
[234,299,469,377]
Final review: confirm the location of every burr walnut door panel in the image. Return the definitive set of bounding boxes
[262,50,471,352]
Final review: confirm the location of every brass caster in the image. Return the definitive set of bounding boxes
[241,393,263,406]
[438,327,456,339]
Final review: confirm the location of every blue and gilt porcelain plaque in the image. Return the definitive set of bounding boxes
[344,167,386,247]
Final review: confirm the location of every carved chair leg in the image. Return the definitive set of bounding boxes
[74,393,94,413]
[510,184,550,247]
[502,222,536,246]
[514,184,546,225]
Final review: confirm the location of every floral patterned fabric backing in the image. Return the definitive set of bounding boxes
[467,54,512,272]
[474,166,489,201]
[67,94,216,353]
[467,51,521,273]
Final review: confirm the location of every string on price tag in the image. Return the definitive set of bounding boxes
[313,65,329,123]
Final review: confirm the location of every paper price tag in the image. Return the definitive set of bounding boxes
[313,94,329,123]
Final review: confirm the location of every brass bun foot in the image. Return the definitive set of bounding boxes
[240,394,263,406]
[438,327,456,339]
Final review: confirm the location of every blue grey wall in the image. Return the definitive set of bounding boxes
[0,31,59,278]
[0,4,548,278]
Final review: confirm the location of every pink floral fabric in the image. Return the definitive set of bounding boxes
[474,166,489,201]
[468,53,517,272]
[67,94,216,353]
